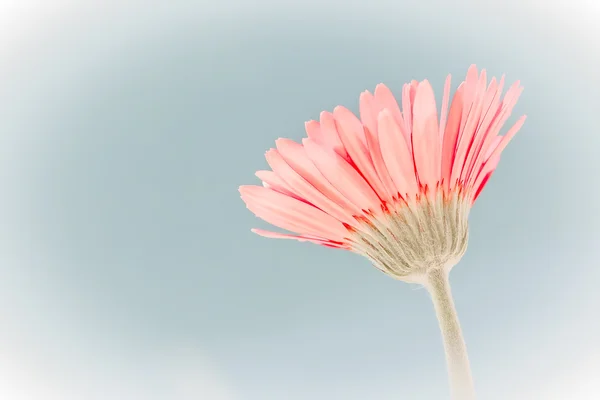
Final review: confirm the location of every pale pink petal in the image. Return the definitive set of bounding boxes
[265,147,353,223]
[373,84,408,143]
[463,76,508,183]
[255,170,298,199]
[303,138,380,212]
[240,185,348,241]
[364,125,396,202]
[439,74,452,141]
[470,154,500,203]
[484,84,524,144]
[402,81,419,134]
[465,82,524,184]
[467,136,502,189]
[480,81,521,151]
[320,111,351,159]
[441,84,464,189]
[471,170,494,204]
[410,80,418,102]
[366,87,410,142]
[477,76,501,133]
[485,135,503,159]
[275,138,361,218]
[377,109,418,198]
[401,83,413,138]
[360,88,410,202]
[334,105,388,201]
[461,77,501,180]
[459,65,479,134]
[304,120,321,141]
[246,202,309,235]
[374,84,403,122]
[412,79,441,191]
[359,91,378,136]
[453,70,487,185]
[485,115,527,163]
[251,229,347,248]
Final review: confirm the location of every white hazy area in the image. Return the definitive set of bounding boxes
[1,1,239,399]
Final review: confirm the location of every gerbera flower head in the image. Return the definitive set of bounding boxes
[240,65,525,283]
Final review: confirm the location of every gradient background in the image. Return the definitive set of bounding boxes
[1,1,599,399]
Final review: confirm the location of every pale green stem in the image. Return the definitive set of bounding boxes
[425,268,476,400]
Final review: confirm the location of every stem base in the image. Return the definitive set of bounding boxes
[425,268,475,400]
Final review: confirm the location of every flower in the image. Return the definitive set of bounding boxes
[239,65,525,284]
[239,65,526,400]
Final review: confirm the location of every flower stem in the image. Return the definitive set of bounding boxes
[425,268,476,400]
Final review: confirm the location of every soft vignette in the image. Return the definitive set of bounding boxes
[0,2,241,400]
[0,0,599,399]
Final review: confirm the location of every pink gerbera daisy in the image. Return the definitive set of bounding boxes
[239,65,525,399]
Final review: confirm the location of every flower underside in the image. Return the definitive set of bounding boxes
[347,188,470,282]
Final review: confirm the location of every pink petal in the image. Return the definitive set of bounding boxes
[463,76,507,183]
[364,125,396,202]
[373,84,408,143]
[461,76,501,181]
[359,91,378,136]
[466,83,524,185]
[485,115,527,163]
[410,80,418,101]
[251,229,347,248]
[412,79,441,191]
[377,109,418,198]
[275,138,361,218]
[471,170,494,204]
[334,105,387,201]
[303,137,380,212]
[265,147,353,223]
[485,136,503,160]
[467,136,501,189]
[304,120,321,142]
[320,111,350,160]
[359,92,397,201]
[439,74,452,141]
[441,84,464,190]
[401,83,414,143]
[255,170,298,199]
[470,154,500,203]
[240,185,348,241]
[459,65,480,134]
[452,69,487,185]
